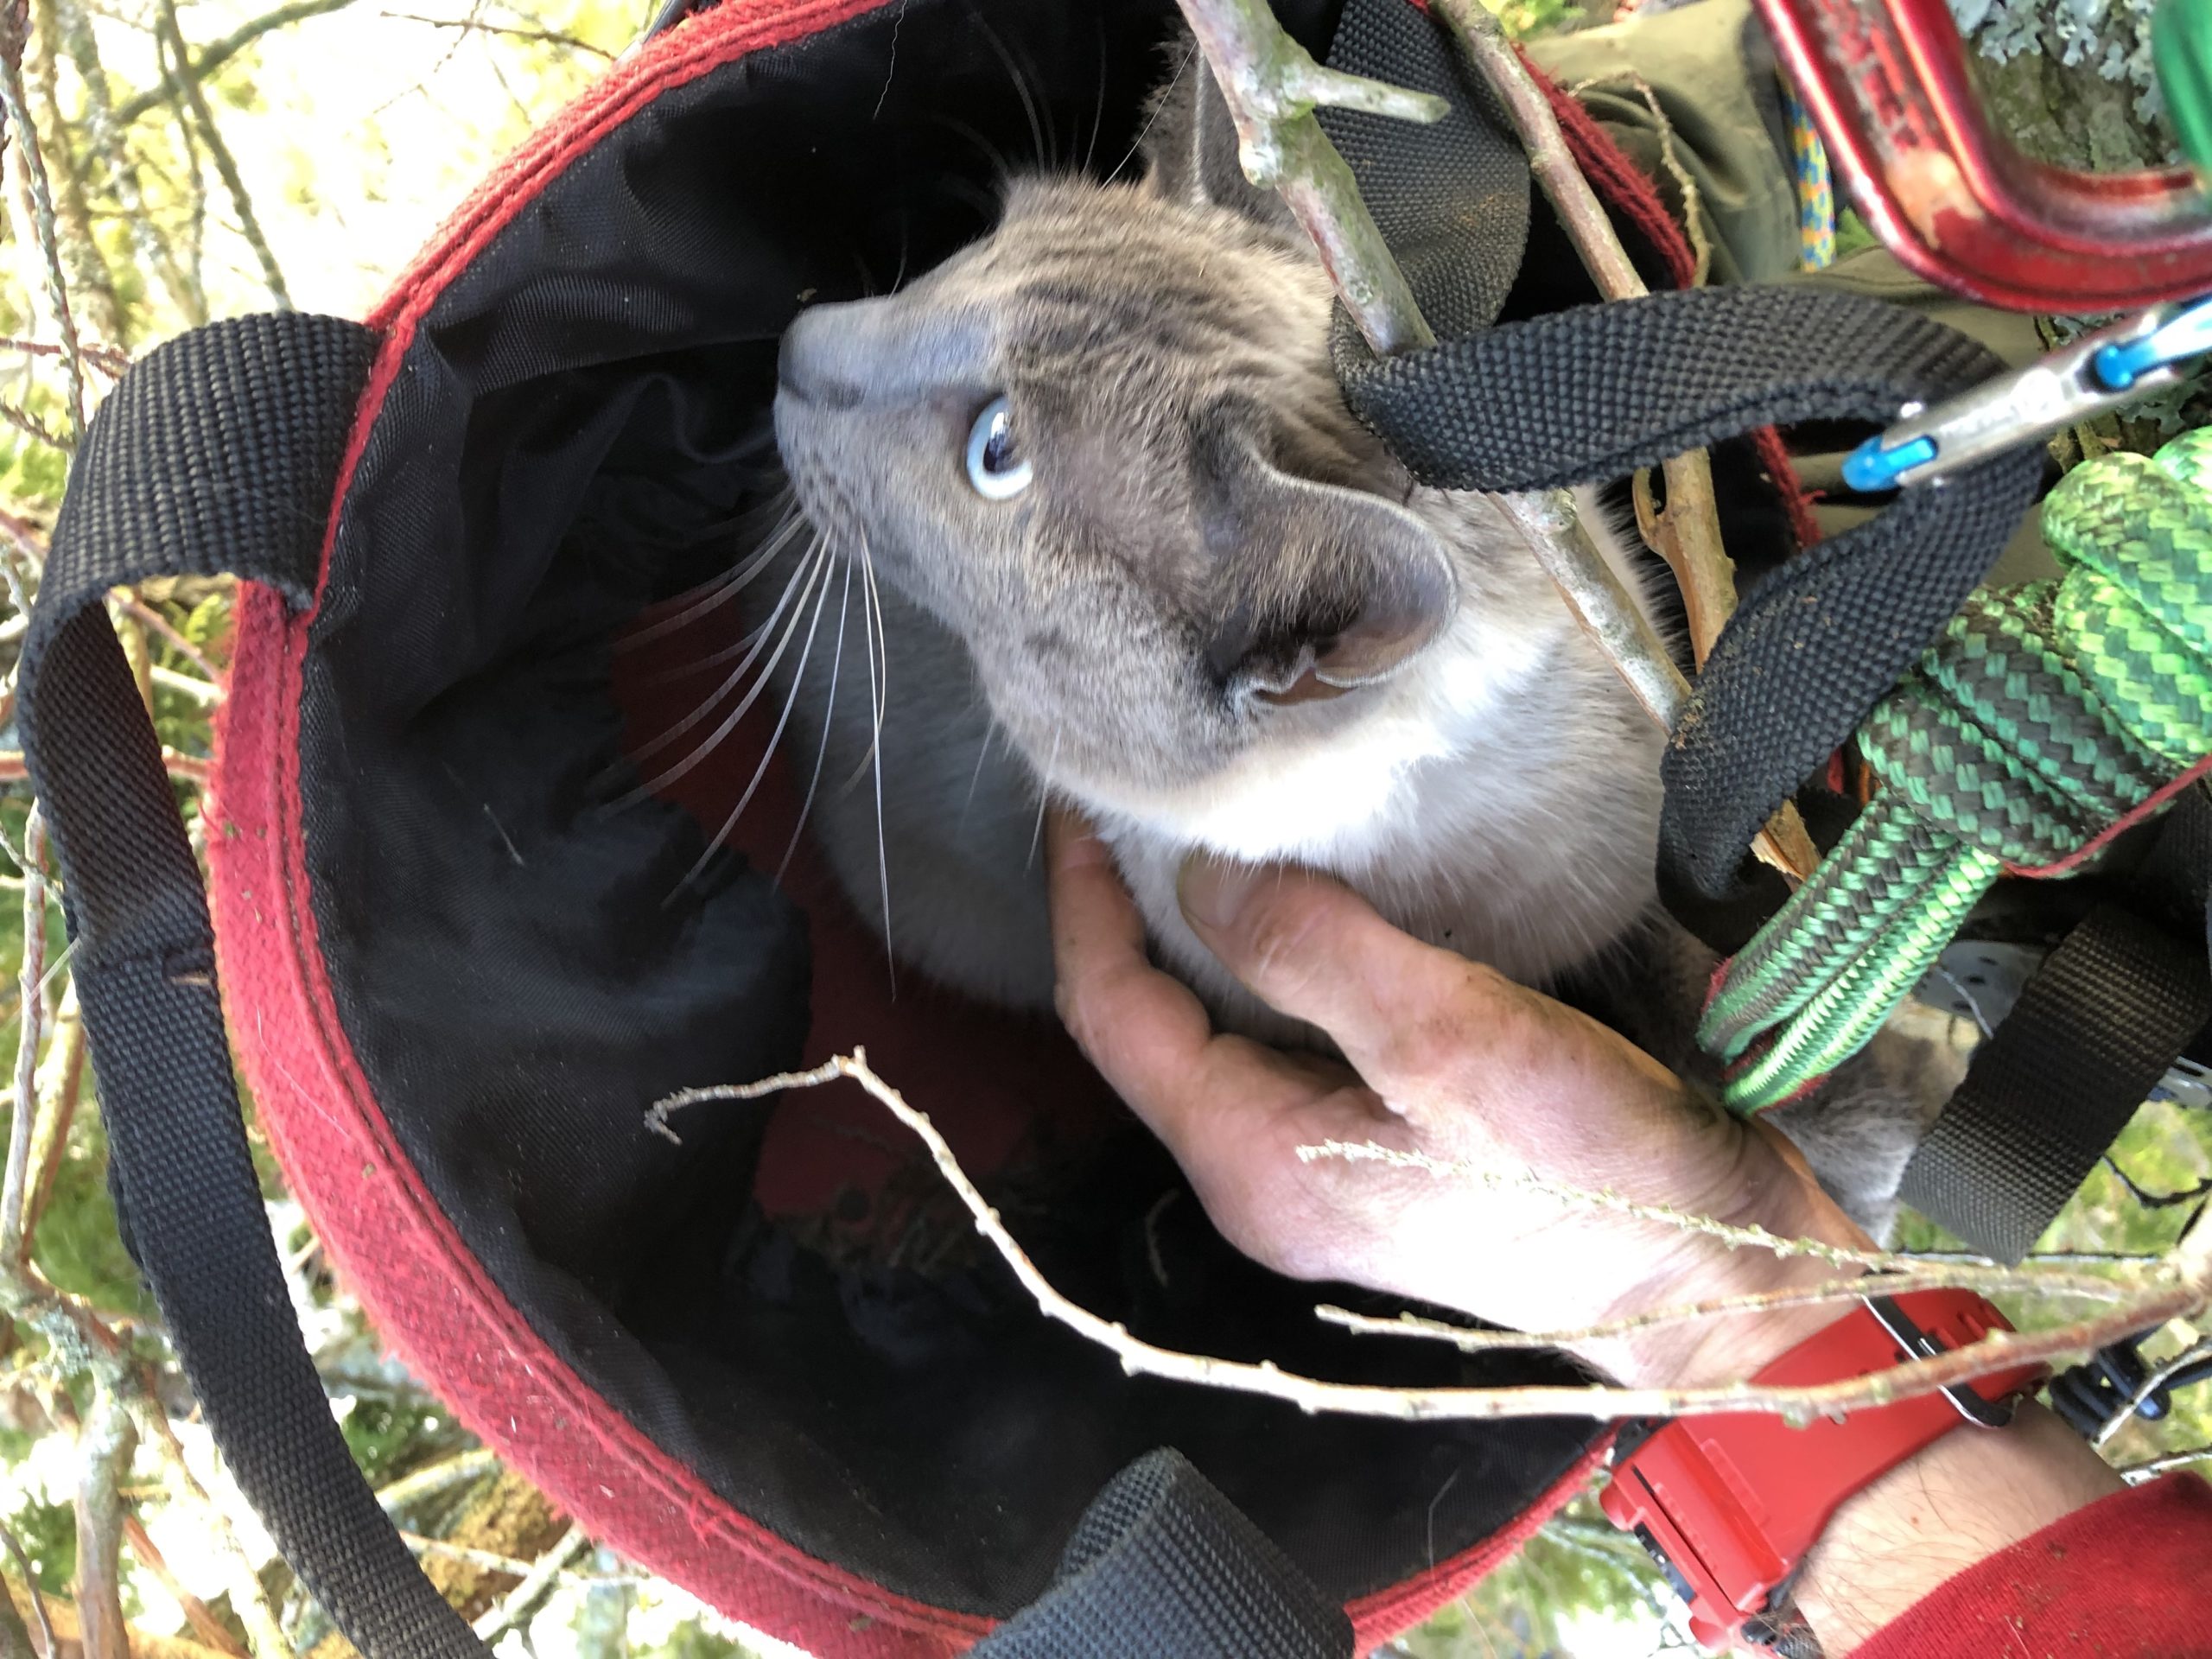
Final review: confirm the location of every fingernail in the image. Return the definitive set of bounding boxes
[1178,855,1262,931]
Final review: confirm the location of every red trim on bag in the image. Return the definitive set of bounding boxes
[208,4,1618,1652]
[215,3,994,1655]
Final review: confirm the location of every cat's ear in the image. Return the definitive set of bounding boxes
[1140,40,1295,231]
[1196,429,1458,705]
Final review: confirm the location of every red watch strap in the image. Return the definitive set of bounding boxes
[1599,1288,2049,1651]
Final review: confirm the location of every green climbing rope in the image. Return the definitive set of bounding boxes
[1702,427,2212,1113]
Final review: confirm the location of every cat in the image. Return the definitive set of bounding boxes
[748,48,1950,1228]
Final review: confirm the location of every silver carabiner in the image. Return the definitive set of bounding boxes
[1843,297,2212,493]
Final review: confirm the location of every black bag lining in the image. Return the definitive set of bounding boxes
[307,0,1600,1618]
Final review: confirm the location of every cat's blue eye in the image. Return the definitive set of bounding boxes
[964,397,1032,500]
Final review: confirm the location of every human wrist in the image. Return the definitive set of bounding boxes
[1570,1118,1875,1389]
[1796,1402,2123,1653]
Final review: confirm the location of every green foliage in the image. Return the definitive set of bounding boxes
[1489,0,1588,40]
[7,1497,73,1596]
[29,1111,153,1319]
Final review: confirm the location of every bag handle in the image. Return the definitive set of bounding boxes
[22,315,494,1659]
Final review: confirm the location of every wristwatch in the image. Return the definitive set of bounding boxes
[1599,1288,2050,1652]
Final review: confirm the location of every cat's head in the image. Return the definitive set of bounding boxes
[772,63,1459,804]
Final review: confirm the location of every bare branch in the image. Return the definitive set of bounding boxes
[113,0,362,127]
[1430,0,1817,881]
[0,37,85,442]
[1315,1258,2136,1354]
[71,1384,134,1659]
[0,335,126,378]
[381,10,614,59]
[2122,1444,2212,1484]
[0,749,208,783]
[130,1402,295,1659]
[2,807,47,1263]
[653,1053,2212,1427]
[2093,1336,2212,1449]
[53,0,201,327]
[120,595,221,683]
[471,1523,590,1643]
[154,0,293,310]
[124,1515,251,1658]
[1170,0,1444,353]
[0,398,70,454]
[0,1524,46,1659]
[377,1446,501,1516]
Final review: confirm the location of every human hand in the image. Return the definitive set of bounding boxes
[1045,806,1870,1388]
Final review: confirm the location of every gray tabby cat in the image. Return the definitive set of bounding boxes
[754,49,1948,1228]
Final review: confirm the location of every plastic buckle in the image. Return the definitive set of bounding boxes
[1843,296,2212,493]
[1861,1294,2018,1427]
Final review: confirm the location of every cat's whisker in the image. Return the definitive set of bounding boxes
[860,537,896,995]
[975,16,1051,170]
[644,524,830,685]
[615,501,806,654]
[1082,11,1108,178]
[1027,727,1060,871]
[619,537,833,804]
[778,555,856,885]
[677,522,842,893]
[834,532,893,793]
[928,114,1015,188]
[957,712,999,840]
[620,532,823,779]
[1109,44,1192,182]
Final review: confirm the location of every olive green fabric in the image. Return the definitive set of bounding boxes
[1529,0,2056,578]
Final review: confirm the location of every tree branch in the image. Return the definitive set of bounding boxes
[653,1053,2212,1427]
[1315,1259,2134,1355]
[1429,0,1818,881]
[113,0,361,127]
[1170,0,1445,353]
[71,1383,134,1659]
[124,1513,250,1658]
[0,1526,42,1659]
[470,1523,589,1643]
[0,32,85,443]
[2,807,48,1264]
[154,0,292,310]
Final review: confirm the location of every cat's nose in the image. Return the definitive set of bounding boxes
[778,305,867,410]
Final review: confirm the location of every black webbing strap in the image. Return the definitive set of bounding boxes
[1332,283,2046,904]
[1899,790,2212,1262]
[972,1451,1354,1659]
[21,315,493,1659]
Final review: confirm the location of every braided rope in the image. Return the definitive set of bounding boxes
[1703,428,2212,1112]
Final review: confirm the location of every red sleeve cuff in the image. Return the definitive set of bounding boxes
[1853,1474,2212,1659]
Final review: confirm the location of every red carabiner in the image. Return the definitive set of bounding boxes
[1757,0,2212,309]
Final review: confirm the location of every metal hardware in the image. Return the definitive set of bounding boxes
[1861,1294,2019,1427]
[1843,302,2210,492]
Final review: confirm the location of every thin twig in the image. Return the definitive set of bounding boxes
[124,1515,249,1657]
[23,986,83,1247]
[653,1054,2212,1427]
[0,400,68,454]
[2094,1336,2212,1449]
[0,750,208,783]
[1430,0,1817,881]
[2121,1444,2212,1483]
[0,37,83,443]
[154,0,292,310]
[71,1384,133,1659]
[150,663,222,705]
[0,335,126,377]
[130,1402,295,1659]
[377,1446,500,1516]
[1170,0,1445,353]
[1315,1260,2134,1354]
[380,10,614,57]
[113,0,363,126]
[470,1523,590,1643]
[1,808,46,1264]
[0,1526,50,1659]
[121,596,221,683]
